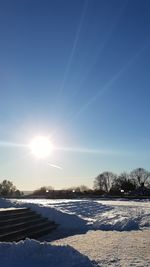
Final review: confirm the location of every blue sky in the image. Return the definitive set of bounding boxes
[0,0,150,190]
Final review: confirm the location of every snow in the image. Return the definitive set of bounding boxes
[53,229,150,267]
[0,239,95,267]
[6,198,150,233]
[0,198,149,266]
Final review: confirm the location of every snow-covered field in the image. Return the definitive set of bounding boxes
[0,198,150,266]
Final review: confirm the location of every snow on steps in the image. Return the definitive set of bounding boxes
[0,207,57,242]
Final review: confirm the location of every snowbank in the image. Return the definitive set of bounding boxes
[0,198,14,208]
[0,198,150,233]
[0,239,95,267]
[1,199,89,236]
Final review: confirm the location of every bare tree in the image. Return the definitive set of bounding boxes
[94,172,117,193]
[111,172,136,193]
[130,168,150,187]
[0,180,19,197]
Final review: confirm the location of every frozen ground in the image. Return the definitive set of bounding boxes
[0,198,149,266]
[53,229,150,267]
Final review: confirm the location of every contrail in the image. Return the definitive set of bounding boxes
[48,163,63,170]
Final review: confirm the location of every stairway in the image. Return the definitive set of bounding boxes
[0,207,57,242]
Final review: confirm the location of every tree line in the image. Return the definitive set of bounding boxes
[0,167,150,198]
[94,167,150,195]
[32,168,150,198]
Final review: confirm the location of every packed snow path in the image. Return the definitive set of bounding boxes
[53,229,150,267]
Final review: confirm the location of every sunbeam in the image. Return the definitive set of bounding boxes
[54,146,132,156]
[69,0,129,100]
[0,141,27,148]
[0,139,131,158]
[67,43,149,123]
[50,42,149,139]
[57,0,88,97]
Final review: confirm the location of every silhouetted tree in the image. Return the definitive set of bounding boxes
[15,190,22,197]
[94,172,117,193]
[78,185,90,192]
[0,180,20,197]
[111,172,136,193]
[66,185,90,193]
[33,186,54,195]
[130,168,150,188]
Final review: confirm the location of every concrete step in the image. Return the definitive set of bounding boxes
[0,217,49,234]
[0,209,36,221]
[0,213,42,227]
[0,221,56,242]
[0,207,57,241]
[9,224,57,242]
[0,207,30,215]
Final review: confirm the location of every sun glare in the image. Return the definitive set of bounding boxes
[29,136,54,158]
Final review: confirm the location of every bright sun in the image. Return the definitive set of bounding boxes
[29,136,54,159]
